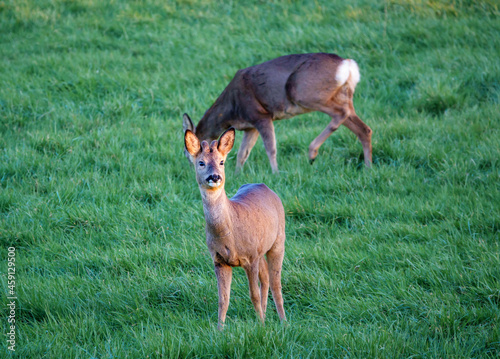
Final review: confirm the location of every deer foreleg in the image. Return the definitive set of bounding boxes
[243,261,265,323]
[257,121,279,174]
[236,128,259,174]
[215,263,233,330]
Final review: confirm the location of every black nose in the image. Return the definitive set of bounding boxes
[206,174,222,182]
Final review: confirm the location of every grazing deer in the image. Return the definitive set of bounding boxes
[184,127,286,329]
[183,52,372,173]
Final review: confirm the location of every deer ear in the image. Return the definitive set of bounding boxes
[182,113,195,133]
[218,128,235,156]
[185,130,201,157]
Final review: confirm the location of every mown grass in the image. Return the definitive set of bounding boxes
[1,0,499,357]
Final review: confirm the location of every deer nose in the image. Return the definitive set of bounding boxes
[206,174,222,187]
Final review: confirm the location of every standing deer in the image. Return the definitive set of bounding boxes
[184,127,286,329]
[183,53,372,173]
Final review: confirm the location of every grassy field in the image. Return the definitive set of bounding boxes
[1,0,499,357]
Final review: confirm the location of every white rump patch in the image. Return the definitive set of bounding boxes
[335,59,360,87]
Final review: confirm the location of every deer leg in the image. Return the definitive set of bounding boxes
[214,263,233,330]
[266,242,286,321]
[243,261,265,323]
[258,256,270,317]
[308,111,348,164]
[256,121,279,174]
[236,128,259,174]
[342,114,373,167]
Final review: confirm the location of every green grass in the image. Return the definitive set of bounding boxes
[1,0,499,357]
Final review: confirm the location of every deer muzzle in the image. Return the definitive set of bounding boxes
[206,174,222,188]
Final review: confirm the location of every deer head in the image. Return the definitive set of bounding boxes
[184,127,235,190]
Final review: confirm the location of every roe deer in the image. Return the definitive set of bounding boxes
[183,53,372,174]
[184,127,286,329]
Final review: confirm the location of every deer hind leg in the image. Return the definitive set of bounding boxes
[308,108,348,163]
[243,261,265,323]
[266,242,286,321]
[214,263,233,330]
[342,114,373,167]
[236,128,259,174]
[258,256,270,317]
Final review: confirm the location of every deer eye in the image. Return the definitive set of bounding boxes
[198,161,205,167]
[220,160,224,166]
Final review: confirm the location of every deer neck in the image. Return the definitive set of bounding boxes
[197,90,235,139]
[199,186,233,239]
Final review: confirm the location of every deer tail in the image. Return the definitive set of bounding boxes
[335,59,360,90]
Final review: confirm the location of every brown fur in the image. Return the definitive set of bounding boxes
[184,128,286,329]
[183,53,372,173]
